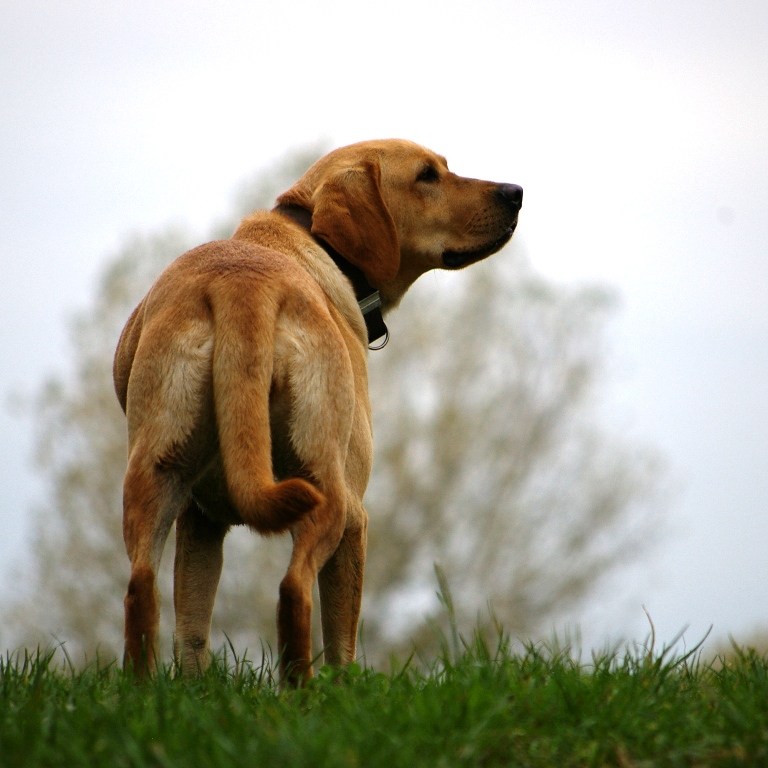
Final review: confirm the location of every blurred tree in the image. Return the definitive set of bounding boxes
[3,144,665,666]
[363,261,664,660]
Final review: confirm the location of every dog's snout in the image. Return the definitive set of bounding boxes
[496,183,523,211]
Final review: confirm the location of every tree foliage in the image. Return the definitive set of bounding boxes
[363,262,662,656]
[3,146,665,665]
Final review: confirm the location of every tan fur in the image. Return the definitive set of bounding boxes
[114,139,522,684]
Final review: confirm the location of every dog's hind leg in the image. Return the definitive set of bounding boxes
[277,485,348,686]
[273,337,358,684]
[173,502,228,675]
[122,452,184,677]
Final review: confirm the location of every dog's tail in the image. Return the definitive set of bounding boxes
[209,264,322,534]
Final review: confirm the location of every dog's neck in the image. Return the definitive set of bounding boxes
[273,204,388,348]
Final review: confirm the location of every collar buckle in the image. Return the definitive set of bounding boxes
[358,291,382,316]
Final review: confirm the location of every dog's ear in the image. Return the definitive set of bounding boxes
[281,160,400,287]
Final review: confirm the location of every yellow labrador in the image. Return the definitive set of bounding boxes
[113,139,522,684]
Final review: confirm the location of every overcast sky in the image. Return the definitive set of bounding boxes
[1,0,766,653]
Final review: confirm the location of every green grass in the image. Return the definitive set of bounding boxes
[2,630,768,768]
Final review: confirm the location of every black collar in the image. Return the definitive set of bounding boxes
[273,204,389,348]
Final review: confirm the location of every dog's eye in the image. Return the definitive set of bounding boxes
[416,165,440,183]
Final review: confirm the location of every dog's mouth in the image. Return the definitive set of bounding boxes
[441,221,518,269]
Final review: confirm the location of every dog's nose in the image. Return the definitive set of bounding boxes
[496,183,523,211]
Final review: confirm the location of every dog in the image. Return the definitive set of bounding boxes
[113,139,522,684]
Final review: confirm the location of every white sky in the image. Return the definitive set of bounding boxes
[1,0,767,653]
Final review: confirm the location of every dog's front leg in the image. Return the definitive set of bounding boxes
[173,502,228,675]
[317,513,367,667]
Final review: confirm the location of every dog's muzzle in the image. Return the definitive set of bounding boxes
[441,183,523,269]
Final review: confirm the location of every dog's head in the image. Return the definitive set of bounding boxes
[277,139,522,302]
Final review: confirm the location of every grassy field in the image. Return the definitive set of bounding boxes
[2,629,768,768]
